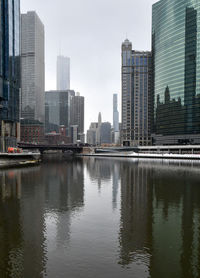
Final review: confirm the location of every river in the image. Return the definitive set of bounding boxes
[0,156,200,278]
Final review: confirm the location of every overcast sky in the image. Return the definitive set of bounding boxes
[21,0,158,131]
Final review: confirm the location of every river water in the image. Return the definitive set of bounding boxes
[0,156,200,278]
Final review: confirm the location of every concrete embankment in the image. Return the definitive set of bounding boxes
[0,153,41,169]
[79,152,200,161]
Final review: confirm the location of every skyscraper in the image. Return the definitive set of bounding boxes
[0,0,21,151]
[100,122,112,144]
[113,94,119,132]
[152,0,200,145]
[57,55,70,91]
[70,93,84,135]
[113,94,120,144]
[21,11,45,123]
[121,39,152,146]
[45,90,75,134]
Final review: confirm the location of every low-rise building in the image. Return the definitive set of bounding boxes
[20,119,44,143]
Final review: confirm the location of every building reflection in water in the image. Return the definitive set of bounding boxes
[85,157,114,192]
[0,157,85,278]
[118,159,200,278]
[0,170,23,277]
[118,160,153,269]
[1,157,200,277]
[44,157,84,247]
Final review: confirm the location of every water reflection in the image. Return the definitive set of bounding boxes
[119,160,153,269]
[0,157,200,277]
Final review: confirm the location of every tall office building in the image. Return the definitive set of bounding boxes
[100,122,112,144]
[0,0,21,151]
[21,11,45,123]
[121,39,152,146]
[45,90,75,134]
[70,93,84,134]
[152,0,200,145]
[57,55,70,91]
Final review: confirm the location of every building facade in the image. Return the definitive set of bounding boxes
[20,119,44,144]
[0,0,21,151]
[87,122,98,145]
[70,93,84,136]
[21,11,45,123]
[121,39,152,147]
[113,94,120,144]
[57,55,70,91]
[152,0,200,145]
[45,90,75,135]
[100,122,112,144]
[113,94,119,132]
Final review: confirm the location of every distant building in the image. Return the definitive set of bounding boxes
[96,112,102,145]
[45,132,71,145]
[0,0,21,151]
[113,94,120,144]
[70,125,78,144]
[87,114,111,145]
[70,93,84,141]
[20,119,44,144]
[121,39,152,146]
[113,94,119,132]
[21,11,45,123]
[45,90,75,135]
[57,55,70,90]
[87,122,98,145]
[100,122,111,144]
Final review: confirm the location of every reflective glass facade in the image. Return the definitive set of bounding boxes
[0,0,20,122]
[152,0,200,145]
[45,90,75,135]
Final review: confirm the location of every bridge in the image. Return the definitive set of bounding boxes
[18,143,83,154]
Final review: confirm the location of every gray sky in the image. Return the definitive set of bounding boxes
[21,0,158,131]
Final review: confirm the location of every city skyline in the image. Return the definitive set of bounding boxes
[21,0,158,130]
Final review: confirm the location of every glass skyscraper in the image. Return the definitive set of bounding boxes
[0,0,20,151]
[152,0,200,145]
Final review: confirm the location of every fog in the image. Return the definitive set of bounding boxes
[21,0,158,130]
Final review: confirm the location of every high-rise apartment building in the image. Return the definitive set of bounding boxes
[70,93,84,135]
[152,0,200,145]
[0,0,21,151]
[57,55,70,91]
[121,39,152,146]
[21,11,45,123]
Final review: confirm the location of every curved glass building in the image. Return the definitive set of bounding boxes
[152,0,200,145]
[0,0,20,150]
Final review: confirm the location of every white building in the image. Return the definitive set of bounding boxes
[57,55,70,91]
[21,11,45,123]
[113,94,120,144]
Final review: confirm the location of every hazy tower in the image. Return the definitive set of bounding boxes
[113,94,119,132]
[57,55,70,90]
[21,11,45,123]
